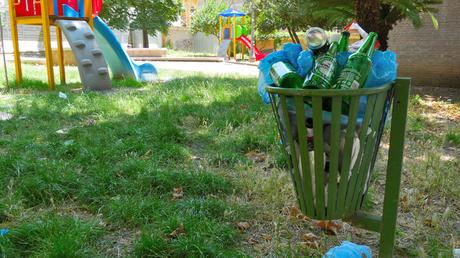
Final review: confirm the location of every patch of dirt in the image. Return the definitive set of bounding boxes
[412,86,460,102]
[98,228,140,257]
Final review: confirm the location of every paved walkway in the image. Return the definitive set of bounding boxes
[154,61,259,77]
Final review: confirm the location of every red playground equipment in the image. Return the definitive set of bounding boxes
[218,8,266,61]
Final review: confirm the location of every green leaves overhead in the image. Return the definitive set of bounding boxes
[99,0,183,36]
[189,0,228,37]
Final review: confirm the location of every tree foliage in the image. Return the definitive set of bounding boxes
[310,0,442,49]
[254,0,442,50]
[253,0,350,44]
[100,0,182,37]
[189,0,228,37]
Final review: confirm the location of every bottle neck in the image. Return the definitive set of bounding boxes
[358,32,378,57]
[338,31,350,51]
[327,42,338,56]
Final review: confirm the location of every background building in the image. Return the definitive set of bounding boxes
[388,0,460,88]
[1,0,458,87]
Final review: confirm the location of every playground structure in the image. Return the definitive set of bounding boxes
[7,0,157,90]
[217,8,266,61]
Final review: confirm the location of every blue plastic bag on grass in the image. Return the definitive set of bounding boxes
[0,229,9,236]
[323,241,372,258]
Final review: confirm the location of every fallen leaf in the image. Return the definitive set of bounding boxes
[245,151,266,163]
[172,187,184,200]
[303,232,319,242]
[314,220,342,235]
[261,234,272,241]
[301,240,319,249]
[400,195,409,212]
[247,237,258,244]
[169,224,185,238]
[237,222,251,231]
[289,206,310,221]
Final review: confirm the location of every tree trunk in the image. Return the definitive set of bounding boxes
[355,0,392,50]
[287,27,296,43]
[142,29,149,48]
[355,0,380,33]
[292,30,300,45]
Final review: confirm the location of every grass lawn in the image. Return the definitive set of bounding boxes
[0,64,459,257]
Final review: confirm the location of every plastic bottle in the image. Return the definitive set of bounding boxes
[303,42,338,89]
[269,61,303,88]
[334,32,378,90]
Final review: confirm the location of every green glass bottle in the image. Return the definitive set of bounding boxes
[303,42,338,89]
[334,32,378,90]
[269,61,303,88]
[337,31,350,52]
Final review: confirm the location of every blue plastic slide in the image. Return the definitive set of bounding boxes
[63,5,157,81]
[93,16,157,81]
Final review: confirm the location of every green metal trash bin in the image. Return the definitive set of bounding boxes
[266,78,410,257]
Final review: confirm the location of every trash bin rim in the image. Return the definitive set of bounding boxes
[266,83,392,97]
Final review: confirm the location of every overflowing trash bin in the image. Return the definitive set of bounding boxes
[258,26,410,257]
[266,84,393,220]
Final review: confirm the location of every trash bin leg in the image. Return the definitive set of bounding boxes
[379,78,410,257]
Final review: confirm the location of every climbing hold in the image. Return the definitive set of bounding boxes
[74,40,86,48]
[97,67,109,75]
[81,59,92,67]
[65,24,77,31]
[91,49,103,56]
[84,32,95,39]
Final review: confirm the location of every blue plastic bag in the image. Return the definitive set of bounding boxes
[297,50,315,78]
[336,51,352,69]
[258,51,289,85]
[257,72,271,104]
[283,43,303,69]
[335,50,397,88]
[365,50,398,88]
[0,229,9,236]
[323,241,372,258]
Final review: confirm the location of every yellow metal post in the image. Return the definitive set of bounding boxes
[227,18,230,58]
[7,0,22,84]
[233,15,236,60]
[241,16,245,60]
[40,0,55,89]
[56,27,66,84]
[84,0,94,28]
[219,16,222,44]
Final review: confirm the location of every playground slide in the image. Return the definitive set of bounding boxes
[93,16,157,81]
[237,35,267,61]
[217,39,231,58]
[55,19,111,90]
[63,5,157,81]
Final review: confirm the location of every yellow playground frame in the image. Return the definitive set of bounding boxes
[7,0,94,89]
[218,13,245,60]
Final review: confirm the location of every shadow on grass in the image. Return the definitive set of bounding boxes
[0,75,269,257]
